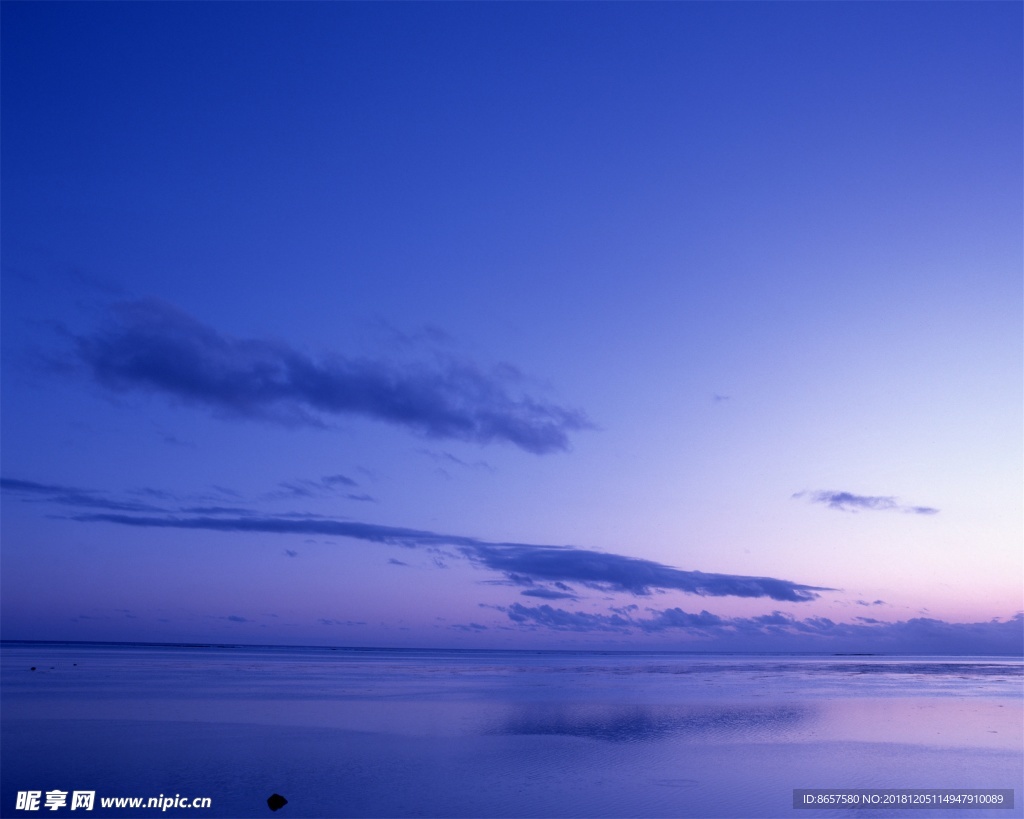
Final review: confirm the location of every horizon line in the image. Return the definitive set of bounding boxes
[2,639,1022,658]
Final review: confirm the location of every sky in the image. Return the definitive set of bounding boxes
[2,1,1021,654]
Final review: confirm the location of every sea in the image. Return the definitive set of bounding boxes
[1,642,1021,818]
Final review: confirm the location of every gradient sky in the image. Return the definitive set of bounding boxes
[2,2,1021,653]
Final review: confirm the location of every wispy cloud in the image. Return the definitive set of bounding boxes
[269,476,375,503]
[793,490,939,515]
[418,449,494,469]
[64,510,830,602]
[74,300,592,454]
[0,478,165,513]
[1,475,373,515]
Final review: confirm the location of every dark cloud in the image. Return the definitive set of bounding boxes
[322,474,358,487]
[181,505,255,515]
[2,477,78,494]
[520,588,579,601]
[450,622,488,632]
[0,477,165,513]
[507,603,632,632]
[499,604,653,633]
[270,477,375,503]
[226,615,248,623]
[3,475,377,517]
[469,542,828,601]
[388,558,408,566]
[68,510,831,603]
[75,300,592,454]
[503,605,1024,654]
[639,608,726,631]
[284,549,298,557]
[318,618,366,626]
[794,490,939,515]
[273,481,319,499]
[8,476,828,606]
[129,487,176,500]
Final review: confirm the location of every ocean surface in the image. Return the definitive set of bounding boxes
[1,643,1021,818]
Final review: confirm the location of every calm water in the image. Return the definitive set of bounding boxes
[1,643,1021,818]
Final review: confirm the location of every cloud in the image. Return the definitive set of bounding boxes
[181,505,255,515]
[494,602,670,633]
[468,542,828,601]
[450,622,489,632]
[0,477,165,513]
[794,490,938,515]
[75,300,592,453]
[322,474,358,488]
[501,604,1024,654]
[520,588,579,601]
[417,449,494,472]
[9,475,831,607]
[66,509,831,603]
[507,603,632,632]
[2,475,376,517]
[270,477,375,503]
[160,433,195,448]
[638,608,726,631]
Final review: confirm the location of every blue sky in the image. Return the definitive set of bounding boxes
[2,2,1021,653]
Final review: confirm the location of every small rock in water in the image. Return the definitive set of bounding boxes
[267,793,287,812]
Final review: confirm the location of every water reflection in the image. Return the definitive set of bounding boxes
[489,701,810,743]
[801,661,1022,677]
